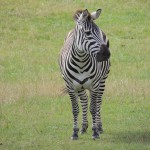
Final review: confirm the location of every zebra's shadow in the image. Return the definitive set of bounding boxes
[107,130,150,144]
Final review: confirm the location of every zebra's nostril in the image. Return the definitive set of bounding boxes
[96,52,103,62]
[96,49,110,62]
[103,50,110,58]
[108,52,110,58]
[102,52,105,56]
[100,44,110,58]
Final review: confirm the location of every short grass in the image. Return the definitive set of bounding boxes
[0,0,150,150]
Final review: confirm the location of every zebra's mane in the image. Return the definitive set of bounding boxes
[73,9,92,21]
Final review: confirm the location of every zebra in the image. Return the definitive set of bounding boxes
[59,9,110,140]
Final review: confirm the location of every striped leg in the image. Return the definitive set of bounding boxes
[96,79,107,133]
[90,90,99,139]
[78,90,88,134]
[68,90,79,140]
[96,91,103,134]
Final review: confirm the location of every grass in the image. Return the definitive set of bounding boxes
[0,0,150,149]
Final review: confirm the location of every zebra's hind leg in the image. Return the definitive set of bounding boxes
[81,123,88,134]
[90,90,100,140]
[68,90,79,140]
[78,90,88,134]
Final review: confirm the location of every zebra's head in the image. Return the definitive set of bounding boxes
[73,9,110,62]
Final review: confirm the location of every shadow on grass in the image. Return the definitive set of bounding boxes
[110,130,150,144]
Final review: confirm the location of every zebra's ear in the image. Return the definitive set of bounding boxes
[91,9,102,20]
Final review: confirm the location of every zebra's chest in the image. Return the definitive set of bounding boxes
[73,71,93,90]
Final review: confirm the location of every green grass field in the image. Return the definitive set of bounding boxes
[0,0,150,149]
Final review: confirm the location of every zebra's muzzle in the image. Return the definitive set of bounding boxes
[96,44,110,62]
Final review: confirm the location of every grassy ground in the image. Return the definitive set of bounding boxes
[0,0,150,149]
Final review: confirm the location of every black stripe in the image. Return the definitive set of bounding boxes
[68,61,79,73]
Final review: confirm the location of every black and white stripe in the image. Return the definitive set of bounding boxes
[59,9,110,140]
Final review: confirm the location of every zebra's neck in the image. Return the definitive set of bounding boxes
[68,42,90,69]
[71,40,89,60]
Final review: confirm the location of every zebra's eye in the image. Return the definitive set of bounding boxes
[85,30,91,36]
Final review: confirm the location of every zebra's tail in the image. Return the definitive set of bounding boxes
[60,86,68,95]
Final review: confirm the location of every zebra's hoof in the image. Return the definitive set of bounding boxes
[71,128,79,140]
[71,135,78,140]
[92,134,100,140]
[92,127,99,140]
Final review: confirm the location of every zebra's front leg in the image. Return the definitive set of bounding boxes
[90,91,99,139]
[78,90,88,134]
[96,93,103,134]
[96,80,106,133]
[68,90,79,140]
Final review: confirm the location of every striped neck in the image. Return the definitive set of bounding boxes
[71,40,89,62]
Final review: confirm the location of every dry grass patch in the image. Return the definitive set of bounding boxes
[0,80,63,103]
[106,79,150,98]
